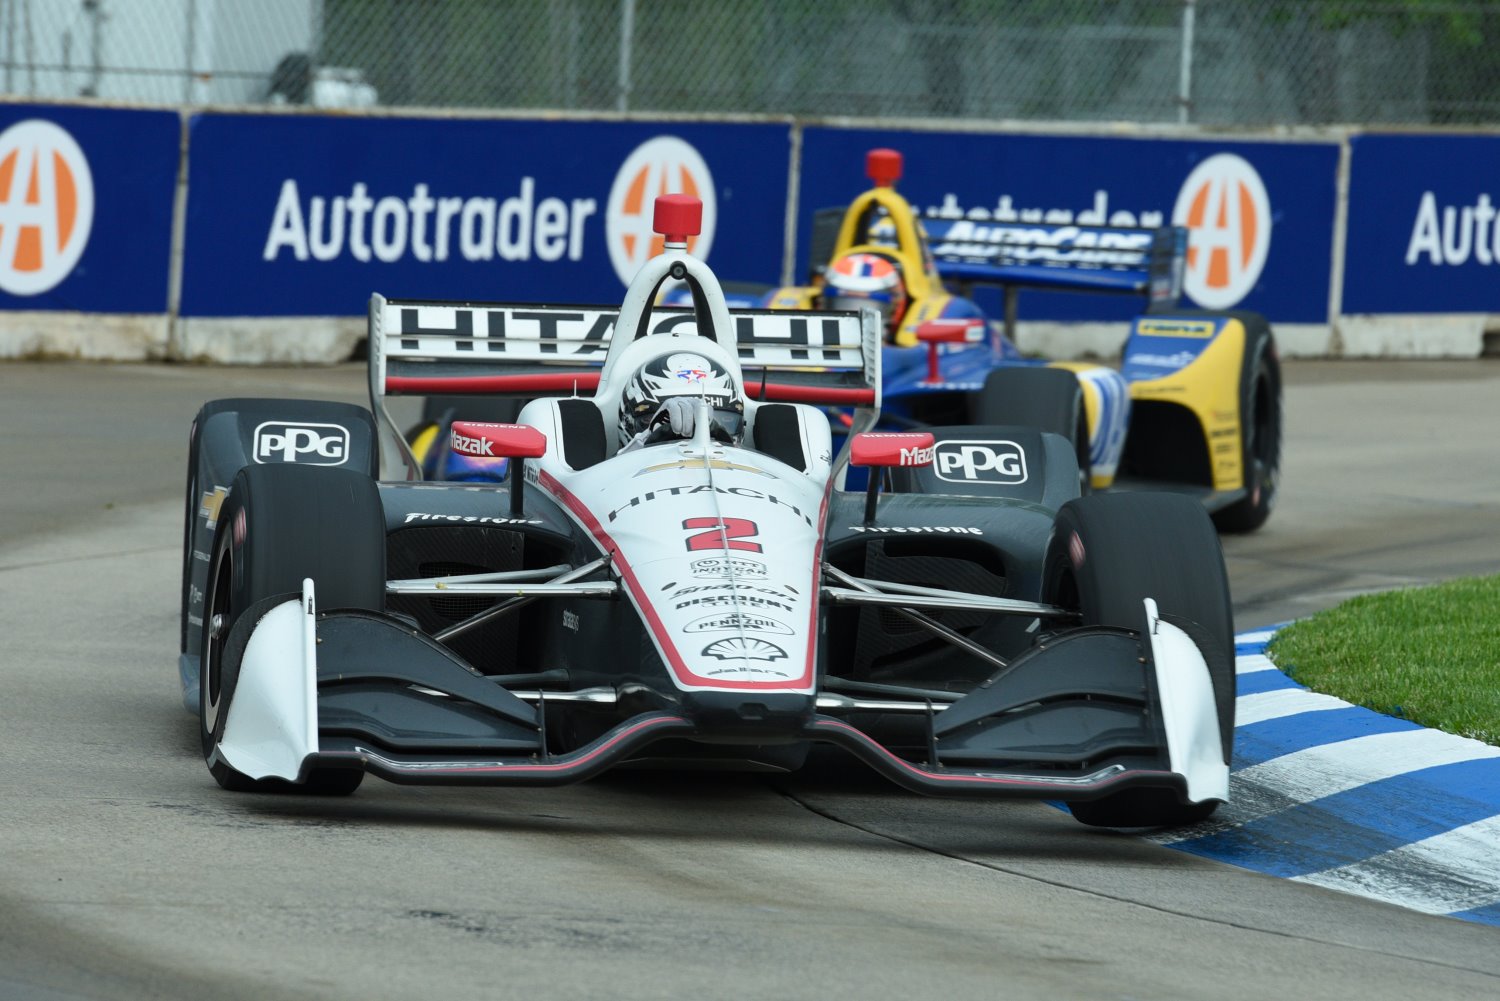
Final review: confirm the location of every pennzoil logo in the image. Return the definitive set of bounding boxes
[686,613,793,635]
[606,136,715,286]
[1173,153,1270,310]
[0,120,94,296]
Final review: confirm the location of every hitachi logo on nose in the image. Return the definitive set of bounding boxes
[252,422,350,465]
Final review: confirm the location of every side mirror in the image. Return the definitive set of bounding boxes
[914,319,986,383]
[850,432,934,526]
[449,421,547,459]
[850,431,935,468]
[450,422,546,516]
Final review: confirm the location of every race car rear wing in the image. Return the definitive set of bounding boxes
[922,216,1187,307]
[367,293,881,474]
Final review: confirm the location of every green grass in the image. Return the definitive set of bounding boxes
[1266,574,1500,747]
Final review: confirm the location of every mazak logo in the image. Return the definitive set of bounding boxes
[605,136,715,286]
[253,422,350,465]
[0,120,94,296]
[900,444,936,466]
[934,440,1028,484]
[1173,153,1271,310]
[449,430,495,457]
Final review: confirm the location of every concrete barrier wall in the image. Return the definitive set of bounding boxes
[1,100,1495,362]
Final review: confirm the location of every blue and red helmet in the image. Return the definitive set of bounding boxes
[824,252,908,337]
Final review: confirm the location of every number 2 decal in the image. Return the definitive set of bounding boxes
[683,517,763,553]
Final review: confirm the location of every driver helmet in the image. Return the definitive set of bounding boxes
[618,350,744,447]
[824,251,908,339]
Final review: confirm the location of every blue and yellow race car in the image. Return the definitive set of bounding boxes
[741,148,1281,533]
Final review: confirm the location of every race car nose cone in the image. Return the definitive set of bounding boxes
[654,194,702,244]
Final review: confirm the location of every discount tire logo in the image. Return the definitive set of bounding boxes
[1172,153,1270,310]
[0,120,94,296]
[605,136,715,286]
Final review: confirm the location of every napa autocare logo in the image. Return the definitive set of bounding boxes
[0,120,94,296]
[605,136,715,285]
[1173,153,1271,310]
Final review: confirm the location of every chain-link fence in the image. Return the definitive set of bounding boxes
[4,0,1500,125]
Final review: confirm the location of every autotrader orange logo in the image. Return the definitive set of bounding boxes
[606,136,715,286]
[1172,153,1270,310]
[0,120,94,296]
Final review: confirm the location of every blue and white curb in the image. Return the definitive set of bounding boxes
[1150,628,1500,926]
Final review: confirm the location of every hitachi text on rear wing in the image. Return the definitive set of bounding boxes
[366,293,881,478]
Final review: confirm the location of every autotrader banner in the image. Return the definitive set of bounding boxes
[796,127,1340,324]
[0,103,178,313]
[1342,133,1500,314]
[180,113,791,317]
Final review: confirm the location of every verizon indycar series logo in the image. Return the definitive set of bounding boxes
[934,440,1027,484]
[690,556,768,579]
[253,422,350,465]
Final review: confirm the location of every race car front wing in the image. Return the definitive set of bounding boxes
[212,580,1227,806]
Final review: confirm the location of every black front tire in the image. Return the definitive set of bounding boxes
[1041,492,1235,829]
[199,463,385,794]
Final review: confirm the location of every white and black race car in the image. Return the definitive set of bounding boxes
[178,195,1235,829]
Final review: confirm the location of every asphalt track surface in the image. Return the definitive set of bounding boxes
[1,359,1498,1000]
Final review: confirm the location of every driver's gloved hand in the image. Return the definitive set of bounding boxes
[649,396,698,438]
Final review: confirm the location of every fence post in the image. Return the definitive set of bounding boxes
[1178,0,1195,124]
[617,0,635,113]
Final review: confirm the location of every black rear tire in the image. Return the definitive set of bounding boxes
[1212,317,1281,533]
[1041,492,1234,829]
[200,463,385,794]
[969,367,1090,493]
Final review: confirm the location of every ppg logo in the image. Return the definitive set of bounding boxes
[252,421,350,465]
[934,440,1028,484]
